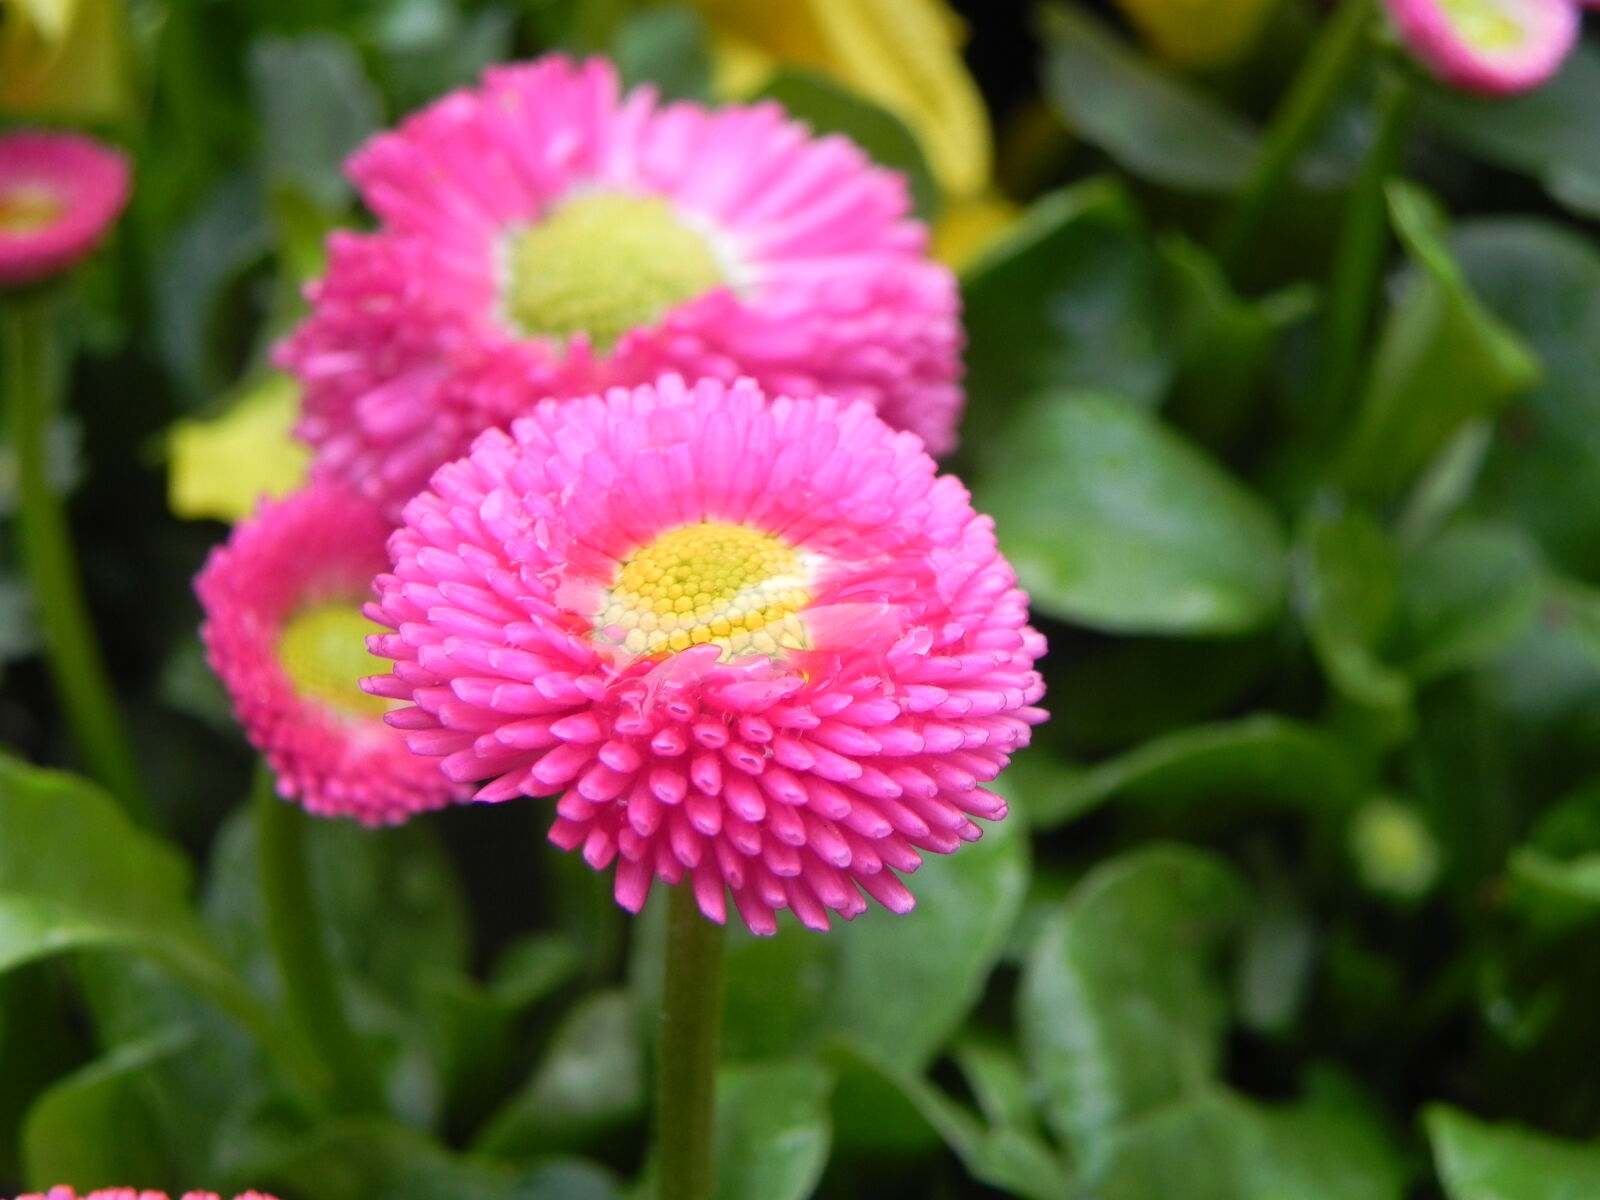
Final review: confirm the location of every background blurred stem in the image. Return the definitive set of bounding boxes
[2,289,151,824]
[254,765,385,1116]
[1217,0,1375,274]
[655,883,725,1200]
[1309,67,1416,444]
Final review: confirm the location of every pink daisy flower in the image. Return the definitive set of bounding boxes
[364,376,1046,935]
[196,481,467,824]
[15,1191,278,1200]
[276,55,962,517]
[0,130,130,287]
[1385,0,1581,95]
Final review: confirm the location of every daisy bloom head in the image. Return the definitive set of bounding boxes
[0,129,130,287]
[276,54,962,518]
[196,481,468,824]
[364,376,1046,935]
[1385,0,1577,95]
[16,1191,279,1200]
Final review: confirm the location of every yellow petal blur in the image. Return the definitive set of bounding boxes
[934,192,1021,271]
[1113,0,1277,68]
[169,374,310,524]
[0,0,133,122]
[695,0,992,199]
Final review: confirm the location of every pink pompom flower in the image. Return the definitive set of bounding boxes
[1385,0,1579,95]
[0,130,131,287]
[364,376,1046,935]
[196,481,468,824]
[276,55,962,518]
[15,1191,278,1200]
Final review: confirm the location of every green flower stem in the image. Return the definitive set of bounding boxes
[1309,67,1416,437]
[1217,0,1376,274]
[2,289,151,824]
[656,882,726,1200]
[253,765,385,1115]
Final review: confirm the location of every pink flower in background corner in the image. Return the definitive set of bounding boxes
[1384,0,1586,96]
[275,54,962,519]
[363,375,1046,935]
[14,1191,280,1200]
[195,481,470,825]
[0,130,130,286]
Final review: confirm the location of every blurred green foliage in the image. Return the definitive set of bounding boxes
[4,0,1600,1197]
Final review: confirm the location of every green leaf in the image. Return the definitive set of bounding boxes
[203,804,476,1126]
[249,34,383,210]
[1295,505,1411,728]
[1508,782,1600,924]
[715,1062,832,1200]
[258,1117,530,1200]
[1453,220,1600,583]
[1088,1076,1402,1200]
[616,5,711,102]
[823,809,1028,1072]
[0,755,323,1102]
[1160,237,1306,451]
[1036,4,1259,193]
[1337,184,1540,498]
[975,392,1287,635]
[722,809,1028,1073]
[22,1030,191,1190]
[1428,1106,1600,1200]
[1020,848,1403,1198]
[757,68,938,222]
[512,1160,619,1200]
[1393,522,1542,681]
[1044,714,1361,828]
[831,1044,1075,1200]
[474,990,644,1158]
[1018,845,1248,1161]
[962,181,1171,431]
[1418,46,1600,221]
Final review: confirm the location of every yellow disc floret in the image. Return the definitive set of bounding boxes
[0,184,64,235]
[504,191,728,352]
[1440,0,1524,49]
[278,602,396,720]
[595,521,814,660]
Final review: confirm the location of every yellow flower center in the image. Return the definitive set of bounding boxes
[0,184,64,235]
[1440,0,1525,49]
[503,192,728,353]
[594,521,813,660]
[277,602,395,720]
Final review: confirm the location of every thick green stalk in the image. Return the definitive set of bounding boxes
[254,766,384,1115]
[1218,0,1376,273]
[655,883,726,1200]
[1309,68,1416,436]
[2,290,150,823]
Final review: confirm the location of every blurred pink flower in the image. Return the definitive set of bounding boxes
[196,481,468,824]
[0,129,129,286]
[364,376,1045,934]
[276,54,962,518]
[1386,0,1581,95]
[15,1191,278,1200]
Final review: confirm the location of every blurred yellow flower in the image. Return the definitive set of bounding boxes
[169,374,309,523]
[1113,0,1276,68]
[934,192,1020,271]
[695,0,992,200]
[0,0,132,121]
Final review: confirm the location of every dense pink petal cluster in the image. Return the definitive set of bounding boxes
[277,55,962,517]
[0,130,130,286]
[196,482,467,824]
[14,1191,278,1200]
[364,376,1045,934]
[1385,0,1579,95]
